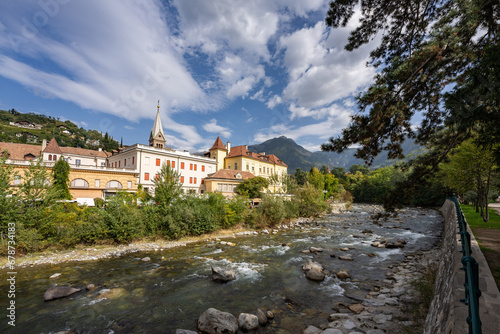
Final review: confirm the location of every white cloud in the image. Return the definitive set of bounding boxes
[0,0,212,122]
[202,118,232,138]
[124,125,135,130]
[267,95,283,109]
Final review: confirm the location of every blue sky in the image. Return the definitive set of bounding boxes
[0,0,378,152]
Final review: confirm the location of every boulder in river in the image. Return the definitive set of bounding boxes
[348,303,365,314]
[257,308,268,325]
[198,308,238,334]
[336,270,350,279]
[238,313,259,331]
[176,330,197,334]
[309,247,323,253]
[339,255,353,261]
[49,273,61,279]
[44,286,81,301]
[211,266,236,283]
[302,261,325,282]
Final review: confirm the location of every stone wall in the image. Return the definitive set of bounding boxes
[424,199,500,334]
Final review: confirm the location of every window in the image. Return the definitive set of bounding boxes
[132,156,135,164]
[124,159,126,166]
[156,158,160,166]
[234,163,238,170]
[127,181,132,188]
[172,161,175,168]
[201,165,205,172]
[190,163,193,170]
[155,174,159,180]
[217,183,237,193]
[14,175,21,185]
[259,167,262,173]
[70,178,89,188]
[181,162,185,169]
[194,177,197,184]
[118,161,121,168]
[101,162,106,167]
[48,154,52,161]
[167,160,170,166]
[106,180,123,189]
[76,159,81,167]
[144,173,150,181]
[189,177,193,184]
[180,176,184,183]
[246,164,249,171]
[201,179,204,184]
[95,179,100,187]
[194,164,197,171]
[252,166,255,172]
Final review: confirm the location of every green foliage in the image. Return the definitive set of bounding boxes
[349,164,370,175]
[293,184,328,217]
[0,156,18,235]
[256,195,286,227]
[94,197,105,208]
[153,163,183,210]
[461,204,500,230]
[237,176,269,198]
[308,167,325,194]
[293,168,308,185]
[52,158,71,199]
[104,196,145,243]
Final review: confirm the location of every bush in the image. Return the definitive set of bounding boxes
[94,197,105,208]
[104,199,145,243]
[293,184,328,217]
[256,195,286,227]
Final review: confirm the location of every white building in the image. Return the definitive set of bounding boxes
[107,104,217,194]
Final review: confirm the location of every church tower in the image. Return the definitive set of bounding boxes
[149,101,167,149]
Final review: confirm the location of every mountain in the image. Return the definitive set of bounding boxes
[249,136,423,172]
[0,108,120,151]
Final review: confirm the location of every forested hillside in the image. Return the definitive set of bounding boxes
[0,109,119,151]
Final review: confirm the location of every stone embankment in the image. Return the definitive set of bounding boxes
[423,199,500,334]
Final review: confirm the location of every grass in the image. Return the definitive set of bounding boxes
[459,204,500,229]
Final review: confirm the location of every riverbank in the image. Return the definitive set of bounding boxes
[1,218,315,269]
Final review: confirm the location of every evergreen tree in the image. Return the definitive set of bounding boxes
[153,163,183,210]
[52,158,72,200]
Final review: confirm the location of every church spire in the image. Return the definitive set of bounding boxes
[149,101,166,148]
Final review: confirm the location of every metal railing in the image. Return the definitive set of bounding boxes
[448,196,482,334]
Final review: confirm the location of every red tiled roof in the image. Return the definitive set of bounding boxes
[43,138,63,154]
[226,145,287,167]
[205,169,255,180]
[0,142,42,160]
[60,147,108,158]
[210,136,227,150]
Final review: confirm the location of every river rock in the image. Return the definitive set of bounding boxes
[256,308,268,325]
[266,310,274,319]
[328,313,350,321]
[44,286,81,301]
[86,284,97,291]
[302,261,325,282]
[371,241,380,247]
[340,247,349,251]
[97,288,126,299]
[198,308,238,334]
[49,273,61,279]
[176,330,197,334]
[141,257,151,262]
[303,325,322,334]
[339,255,353,261]
[238,313,259,331]
[348,303,365,314]
[309,247,323,253]
[322,329,343,334]
[336,270,350,279]
[211,266,236,283]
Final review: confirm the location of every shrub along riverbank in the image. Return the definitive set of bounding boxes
[1,185,328,256]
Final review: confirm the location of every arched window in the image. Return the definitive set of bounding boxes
[48,154,52,161]
[70,178,89,188]
[106,180,123,189]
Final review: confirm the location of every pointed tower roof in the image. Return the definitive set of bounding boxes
[150,101,165,140]
[43,137,62,154]
[210,136,227,151]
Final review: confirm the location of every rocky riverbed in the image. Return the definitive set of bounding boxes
[0,205,442,333]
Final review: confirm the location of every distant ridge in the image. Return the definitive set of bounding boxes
[249,136,422,172]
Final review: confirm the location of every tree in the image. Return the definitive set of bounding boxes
[321,0,500,191]
[52,158,71,200]
[308,167,325,194]
[293,168,308,186]
[153,163,183,209]
[0,156,18,235]
[440,139,498,221]
[349,164,370,175]
[236,176,269,198]
[324,173,339,199]
[330,167,346,180]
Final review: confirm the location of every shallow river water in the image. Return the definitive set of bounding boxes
[2,204,443,333]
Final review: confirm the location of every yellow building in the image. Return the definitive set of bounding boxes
[205,137,288,194]
[0,140,138,202]
[203,169,255,198]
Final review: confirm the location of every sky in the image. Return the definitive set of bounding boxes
[0,0,378,153]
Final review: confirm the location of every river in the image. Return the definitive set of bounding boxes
[1,204,443,333]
